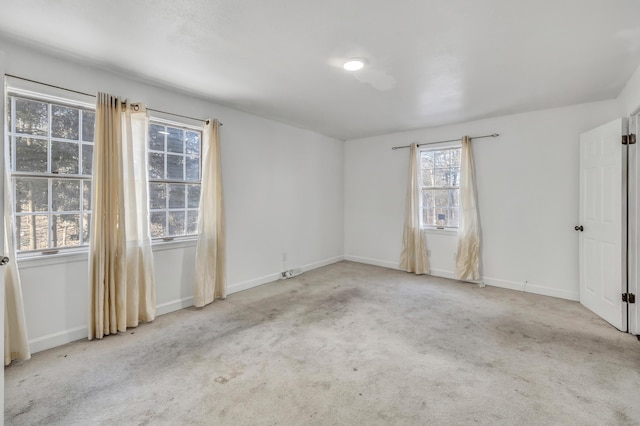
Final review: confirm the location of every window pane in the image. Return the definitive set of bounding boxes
[168,211,185,236]
[83,180,92,210]
[149,152,165,179]
[52,214,81,247]
[422,208,435,227]
[167,128,183,153]
[168,184,185,209]
[15,98,48,136]
[449,167,460,187]
[149,124,165,151]
[82,144,93,176]
[186,156,200,181]
[51,141,79,174]
[149,183,166,210]
[434,150,447,168]
[421,189,434,208]
[420,151,434,169]
[186,210,199,235]
[167,154,184,180]
[449,208,459,227]
[15,178,48,213]
[434,169,448,187]
[52,105,79,140]
[83,213,91,243]
[52,179,80,212]
[434,190,449,208]
[16,137,48,172]
[16,215,49,251]
[449,149,461,167]
[435,208,449,226]
[421,169,433,187]
[82,111,95,142]
[449,189,459,207]
[187,184,200,208]
[150,212,166,238]
[185,131,200,156]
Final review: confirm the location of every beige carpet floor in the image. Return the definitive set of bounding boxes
[5,261,640,425]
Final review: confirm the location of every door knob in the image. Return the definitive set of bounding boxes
[0,256,9,266]
[574,225,584,232]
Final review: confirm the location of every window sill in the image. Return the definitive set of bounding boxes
[18,249,89,269]
[16,238,199,268]
[423,227,458,236]
[151,237,198,251]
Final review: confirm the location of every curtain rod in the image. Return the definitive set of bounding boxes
[391,133,499,150]
[4,74,222,126]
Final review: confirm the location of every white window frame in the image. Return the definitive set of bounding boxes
[147,117,203,242]
[419,143,461,231]
[6,90,96,256]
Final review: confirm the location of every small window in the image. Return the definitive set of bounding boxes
[147,122,202,239]
[420,146,461,228]
[7,94,95,253]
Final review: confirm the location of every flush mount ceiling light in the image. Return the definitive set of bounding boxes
[343,59,365,71]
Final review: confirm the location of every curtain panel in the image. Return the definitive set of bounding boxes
[194,119,227,307]
[400,143,430,274]
[89,93,156,340]
[455,136,481,281]
[3,154,30,365]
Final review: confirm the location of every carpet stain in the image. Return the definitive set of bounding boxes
[4,262,640,425]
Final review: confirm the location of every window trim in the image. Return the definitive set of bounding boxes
[419,143,461,231]
[7,92,95,257]
[147,118,203,242]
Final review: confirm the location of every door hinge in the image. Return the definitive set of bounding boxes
[622,134,636,145]
[622,293,636,303]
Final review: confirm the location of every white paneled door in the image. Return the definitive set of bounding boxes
[578,119,626,331]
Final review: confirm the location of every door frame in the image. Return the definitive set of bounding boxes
[628,111,639,335]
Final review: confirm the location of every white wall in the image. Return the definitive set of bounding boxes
[344,100,619,301]
[617,64,640,116]
[0,37,344,353]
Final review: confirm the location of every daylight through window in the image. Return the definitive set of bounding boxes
[420,147,461,228]
[148,122,202,239]
[7,95,95,252]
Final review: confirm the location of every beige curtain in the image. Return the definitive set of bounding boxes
[89,92,156,340]
[400,143,430,274]
[455,136,481,281]
[4,156,30,365]
[194,120,226,307]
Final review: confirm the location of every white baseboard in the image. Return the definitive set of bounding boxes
[227,255,345,295]
[29,325,87,354]
[28,255,345,355]
[344,255,400,270]
[300,255,344,273]
[344,255,579,301]
[482,276,579,301]
[156,296,195,316]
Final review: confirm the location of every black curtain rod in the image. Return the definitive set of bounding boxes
[391,133,499,150]
[4,74,222,126]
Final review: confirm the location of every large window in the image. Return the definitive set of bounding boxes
[7,94,95,253]
[420,146,461,228]
[147,122,202,239]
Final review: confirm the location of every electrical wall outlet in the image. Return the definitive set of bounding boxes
[282,252,287,262]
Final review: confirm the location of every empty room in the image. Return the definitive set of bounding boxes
[1,0,640,424]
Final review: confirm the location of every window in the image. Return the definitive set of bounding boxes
[147,122,202,239]
[420,146,461,228]
[7,94,95,253]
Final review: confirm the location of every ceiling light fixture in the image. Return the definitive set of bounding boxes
[343,59,365,71]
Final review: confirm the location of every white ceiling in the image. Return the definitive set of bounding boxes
[2,0,640,140]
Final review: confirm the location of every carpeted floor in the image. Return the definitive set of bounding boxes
[5,261,640,425]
